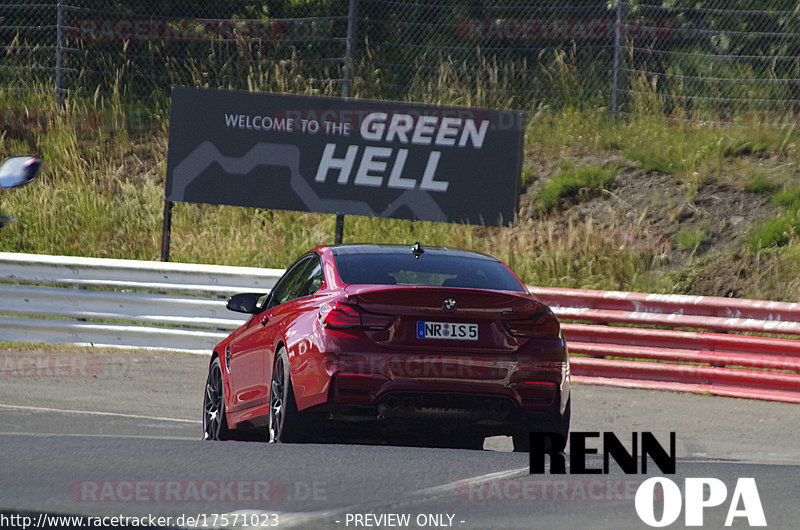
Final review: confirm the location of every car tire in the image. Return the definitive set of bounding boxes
[552,396,571,441]
[511,430,530,452]
[512,398,571,453]
[268,347,307,443]
[203,357,233,441]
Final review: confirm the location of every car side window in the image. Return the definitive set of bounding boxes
[287,256,324,301]
[266,257,312,309]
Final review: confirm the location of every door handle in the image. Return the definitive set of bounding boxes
[260,316,269,326]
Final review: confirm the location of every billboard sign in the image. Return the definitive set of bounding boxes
[165,87,524,226]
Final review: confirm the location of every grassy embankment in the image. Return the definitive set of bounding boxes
[3,61,800,300]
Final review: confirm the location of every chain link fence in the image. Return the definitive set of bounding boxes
[3,1,800,127]
[1,1,349,101]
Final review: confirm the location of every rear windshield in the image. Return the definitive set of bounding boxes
[334,253,525,292]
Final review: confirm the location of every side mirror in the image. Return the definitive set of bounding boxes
[226,293,264,314]
[0,156,42,189]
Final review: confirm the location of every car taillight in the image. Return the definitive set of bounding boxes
[360,310,395,330]
[505,311,560,338]
[319,303,394,330]
[320,303,361,328]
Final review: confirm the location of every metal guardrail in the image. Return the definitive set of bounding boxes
[531,287,800,404]
[2,253,799,403]
[0,252,283,353]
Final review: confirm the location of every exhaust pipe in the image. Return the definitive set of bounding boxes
[327,412,377,423]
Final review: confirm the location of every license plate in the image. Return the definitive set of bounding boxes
[417,321,478,341]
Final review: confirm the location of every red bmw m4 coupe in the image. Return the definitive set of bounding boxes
[203,243,570,451]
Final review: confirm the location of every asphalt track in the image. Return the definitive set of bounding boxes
[0,347,798,529]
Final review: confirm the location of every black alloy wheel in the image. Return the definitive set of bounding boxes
[268,347,305,443]
[203,357,231,440]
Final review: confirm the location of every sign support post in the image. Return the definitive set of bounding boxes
[160,200,173,262]
[334,215,345,245]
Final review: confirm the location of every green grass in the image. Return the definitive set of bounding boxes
[673,225,711,253]
[527,110,793,180]
[746,215,797,252]
[533,165,618,212]
[723,140,768,158]
[772,185,800,209]
[742,184,800,252]
[745,173,778,194]
[0,92,781,293]
[521,166,536,186]
[6,60,800,299]
[0,341,176,354]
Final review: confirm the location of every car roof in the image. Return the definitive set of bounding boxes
[328,244,499,261]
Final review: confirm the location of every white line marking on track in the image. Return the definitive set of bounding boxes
[216,466,532,529]
[0,431,197,440]
[411,466,529,496]
[0,403,200,424]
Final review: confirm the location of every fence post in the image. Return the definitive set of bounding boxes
[342,0,358,99]
[335,0,358,244]
[56,0,65,104]
[611,0,626,115]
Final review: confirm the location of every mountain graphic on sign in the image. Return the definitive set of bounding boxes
[168,141,447,221]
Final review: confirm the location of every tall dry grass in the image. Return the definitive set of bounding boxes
[5,50,800,296]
